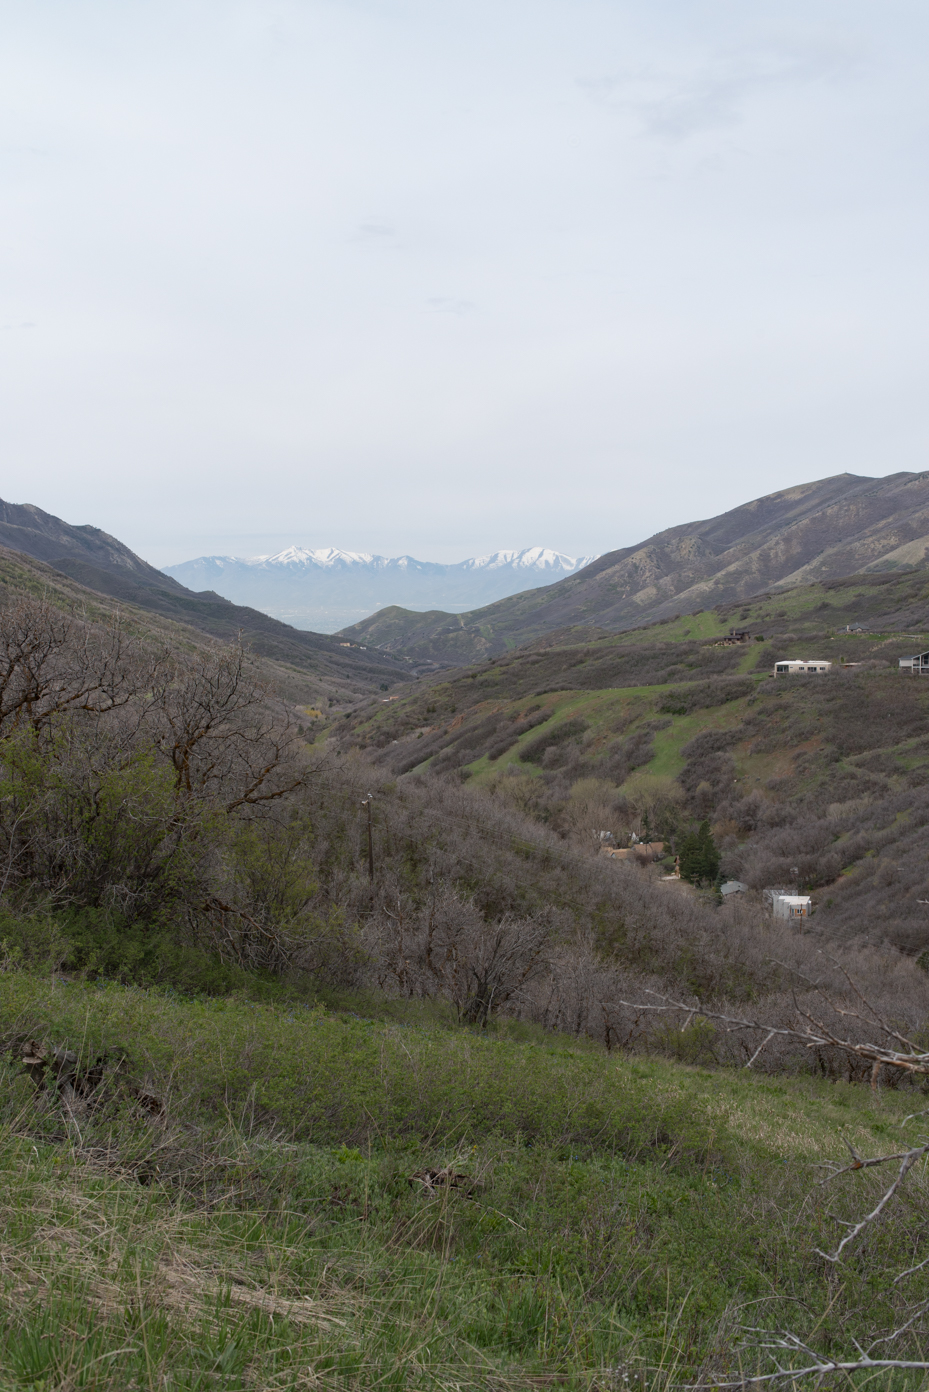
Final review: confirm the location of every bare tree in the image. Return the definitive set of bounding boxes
[618,959,929,1086]
[148,642,307,812]
[0,594,311,925]
[0,597,152,739]
[373,885,551,1026]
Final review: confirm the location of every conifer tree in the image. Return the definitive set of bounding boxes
[679,820,720,886]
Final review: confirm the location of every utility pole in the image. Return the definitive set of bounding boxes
[361,794,375,882]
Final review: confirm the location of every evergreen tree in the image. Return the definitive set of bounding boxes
[679,820,720,886]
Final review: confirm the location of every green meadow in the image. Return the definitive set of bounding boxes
[0,971,926,1390]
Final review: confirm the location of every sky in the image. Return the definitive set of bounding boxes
[1,0,927,567]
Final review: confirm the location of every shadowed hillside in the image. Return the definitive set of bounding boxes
[0,498,425,694]
[0,543,383,710]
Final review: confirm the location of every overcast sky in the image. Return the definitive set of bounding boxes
[1,0,927,567]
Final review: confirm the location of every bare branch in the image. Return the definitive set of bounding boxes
[868,1299,929,1346]
[618,990,929,1079]
[894,1254,929,1285]
[899,1107,929,1128]
[744,1029,777,1070]
[816,1136,919,1181]
[813,1143,929,1263]
[685,1327,929,1388]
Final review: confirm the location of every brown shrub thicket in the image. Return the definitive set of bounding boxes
[289,753,929,1076]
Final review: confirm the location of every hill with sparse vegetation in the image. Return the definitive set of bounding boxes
[0,498,425,693]
[339,471,929,664]
[342,570,929,955]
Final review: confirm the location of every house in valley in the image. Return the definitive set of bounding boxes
[770,894,812,919]
[600,842,665,864]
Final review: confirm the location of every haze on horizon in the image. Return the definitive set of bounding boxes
[1,0,927,570]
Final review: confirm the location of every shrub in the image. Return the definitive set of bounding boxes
[518,718,589,765]
[0,907,282,998]
[659,677,754,716]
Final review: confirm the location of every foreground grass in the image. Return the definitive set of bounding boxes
[0,974,928,1389]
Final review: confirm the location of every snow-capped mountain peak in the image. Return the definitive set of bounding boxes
[162,545,599,634]
[466,546,595,573]
[248,547,377,569]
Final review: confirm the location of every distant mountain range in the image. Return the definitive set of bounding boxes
[338,471,929,665]
[162,547,598,632]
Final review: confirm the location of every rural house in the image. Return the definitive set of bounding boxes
[771,894,812,919]
[600,842,665,864]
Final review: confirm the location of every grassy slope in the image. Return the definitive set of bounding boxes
[358,680,771,794]
[0,972,925,1389]
[347,572,929,735]
[339,553,929,667]
[348,624,929,798]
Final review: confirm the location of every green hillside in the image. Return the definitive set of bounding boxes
[0,969,925,1389]
[345,573,929,953]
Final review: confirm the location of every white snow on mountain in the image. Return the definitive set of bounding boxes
[195,546,595,574]
[246,547,378,569]
[465,547,596,572]
[163,546,599,634]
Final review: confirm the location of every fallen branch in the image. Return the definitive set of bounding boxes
[617,989,929,1078]
[685,1327,929,1388]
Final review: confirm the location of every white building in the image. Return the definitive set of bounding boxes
[771,894,812,920]
[773,660,832,676]
[899,651,929,675]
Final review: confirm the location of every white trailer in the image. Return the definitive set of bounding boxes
[773,660,832,676]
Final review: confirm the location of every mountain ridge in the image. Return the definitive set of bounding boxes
[337,471,929,664]
[184,544,592,571]
[0,498,423,694]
